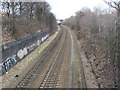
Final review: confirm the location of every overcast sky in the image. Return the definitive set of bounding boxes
[46,0,110,19]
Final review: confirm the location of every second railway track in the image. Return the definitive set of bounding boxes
[16,26,68,88]
[39,28,68,88]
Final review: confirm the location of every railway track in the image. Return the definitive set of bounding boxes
[15,29,63,88]
[16,27,68,88]
[2,25,88,88]
[39,29,67,88]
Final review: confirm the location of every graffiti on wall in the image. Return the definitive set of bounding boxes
[41,34,49,42]
[1,55,17,73]
[17,47,28,59]
[2,47,28,74]
[2,33,49,74]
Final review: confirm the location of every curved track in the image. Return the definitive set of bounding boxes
[16,26,69,88]
[16,28,63,88]
[14,25,86,88]
[39,27,68,88]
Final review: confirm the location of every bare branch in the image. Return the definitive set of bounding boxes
[104,0,120,11]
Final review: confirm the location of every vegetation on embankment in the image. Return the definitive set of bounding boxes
[64,0,119,88]
[1,2,57,44]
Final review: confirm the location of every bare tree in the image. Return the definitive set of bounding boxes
[104,0,120,87]
[64,6,118,87]
[2,1,57,41]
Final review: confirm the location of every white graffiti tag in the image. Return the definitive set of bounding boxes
[17,47,28,59]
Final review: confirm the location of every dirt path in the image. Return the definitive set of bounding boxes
[68,29,75,88]
[57,26,84,88]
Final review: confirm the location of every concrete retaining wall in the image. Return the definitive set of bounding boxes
[1,30,49,74]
